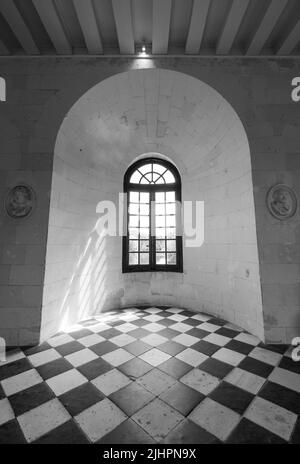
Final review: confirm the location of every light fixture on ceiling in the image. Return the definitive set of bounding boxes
[136,43,150,57]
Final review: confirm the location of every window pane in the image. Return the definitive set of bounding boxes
[129,228,139,239]
[138,164,152,175]
[163,170,175,183]
[156,216,165,228]
[140,253,149,265]
[166,240,176,251]
[156,253,166,265]
[130,171,142,183]
[140,228,149,239]
[166,215,176,227]
[156,240,165,252]
[140,216,149,227]
[140,240,149,252]
[129,203,139,215]
[129,215,139,227]
[140,177,149,184]
[167,253,176,264]
[155,177,164,184]
[140,192,150,203]
[166,192,175,202]
[155,192,165,203]
[129,240,138,252]
[166,228,176,239]
[155,203,165,215]
[130,192,139,202]
[140,204,149,215]
[155,228,166,239]
[166,203,175,215]
[153,164,167,175]
[129,253,138,265]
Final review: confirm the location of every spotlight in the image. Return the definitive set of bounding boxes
[136,43,150,57]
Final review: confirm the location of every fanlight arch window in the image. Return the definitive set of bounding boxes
[123,158,183,272]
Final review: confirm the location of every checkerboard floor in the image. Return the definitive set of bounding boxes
[0,307,299,444]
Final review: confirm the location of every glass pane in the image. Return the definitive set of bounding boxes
[129,203,139,215]
[130,192,139,203]
[129,215,139,227]
[145,173,152,183]
[140,228,149,239]
[166,203,175,215]
[156,240,165,252]
[155,192,165,203]
[129,253,138,265]
[138,164,152,175]
[129,240,138,252]
[166,215,176,227]
[152,173,160,183]
[129,228,139,239]
[166,192,175,202]
[156,253,166,265]
[166,228,176,239]
[167,253,176,264]
[155,203,165,215]
[130,171,142,183]
[153,164,167,175]
[140,240,149,252]
[155,228,166,239]
[163,170,175,183]
[155,177,165,184]
[156,216,165,228]
[140,177,149,184]
[140,192,150,203]
[140,253,149,265]
[166,240,176,251]
[140,216,149,227]
[140,204,149,215]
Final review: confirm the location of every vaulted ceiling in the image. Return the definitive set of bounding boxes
[0,0,299,57]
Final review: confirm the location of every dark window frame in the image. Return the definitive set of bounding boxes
[122,157,183,273]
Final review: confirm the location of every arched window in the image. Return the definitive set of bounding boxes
[123,158,183,272]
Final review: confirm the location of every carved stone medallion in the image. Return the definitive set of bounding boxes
[266,184,297,220]
[5,184,36,219]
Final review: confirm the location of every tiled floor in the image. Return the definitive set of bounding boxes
[0,307,299,444]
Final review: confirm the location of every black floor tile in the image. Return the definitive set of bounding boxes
[125,340,152,356]
[69,328,94,339]
[279,356,300,375]
[36,357,73,380]
[23,342,51,356]
[9,382,55,416]
[227,418,286,444]
[98,419,155,444]
[164,419,220,444]
[291,417,300,444]
[209,381,254,414]
[158,341,186,356]
[118,357,153,380]
[90,341,118,356]
[258,381,300,415]
[100,328,122,339]
[33,420,90,444]
[158,328,179,339]
[158,357,192,379]
[225,339,254,355]
[77,357,113,380]
[130,319,150,327]
[199,358,233,379]
[209,317,227,326]
[0,420,26,444]
[160,382,204,416]
[183,318,201,327]
[158,318,178,327]
[0,358,32,381]
[258,343,288,354]
[216,327,239,338]
[55,341,84,356]
[129,328,151,339]
[0,383,5,399]
[59,383,104,416]
[238,357,274,378]
[109,382,154,417]
[186,328,211,339]
[192,340,220,356]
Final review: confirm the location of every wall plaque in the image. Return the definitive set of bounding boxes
[266,184,297,220]
[5,184,36,219]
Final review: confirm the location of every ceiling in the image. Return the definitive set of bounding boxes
[0,0,299,57]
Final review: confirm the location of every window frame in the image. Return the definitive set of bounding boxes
[122,157,183,273]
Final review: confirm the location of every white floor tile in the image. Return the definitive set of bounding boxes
[101,348,134,367]
[137,369,176,396]
[169,322,193,333]
[167,308,184,314]
[268,367,300,394]
[139,348,171,367]
[77,334,105,347]
[28,348,61,367]
[132,398,184,441]
[249,347,282,366]
[46,369,87,396]
[175,348,208,367]
[75,399,127,442]
[109,333,136,347]
[202,333,230,346]
[18,398,70,443]
[197,322,220,332]
[244,397,297,441]
[141,333,168,346]
[48,333,74,347]
[191,314,211,322]
[92,369,131,396]
[181,368,220,394]
[144,307,162,314]
[65,349,98,367]
[234,332,260,346]
[89,323,111,333]
[212,348,245,366]
[116,323,137,333]
[143,323,164,333]
[189,398,241,441]
[167,314,188,322]
[143,314,164,322]
[225,368,266,394]
[0,398,15,426]
[172,333,199,347]
[223,322,243,332]
[1,369,43,396]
